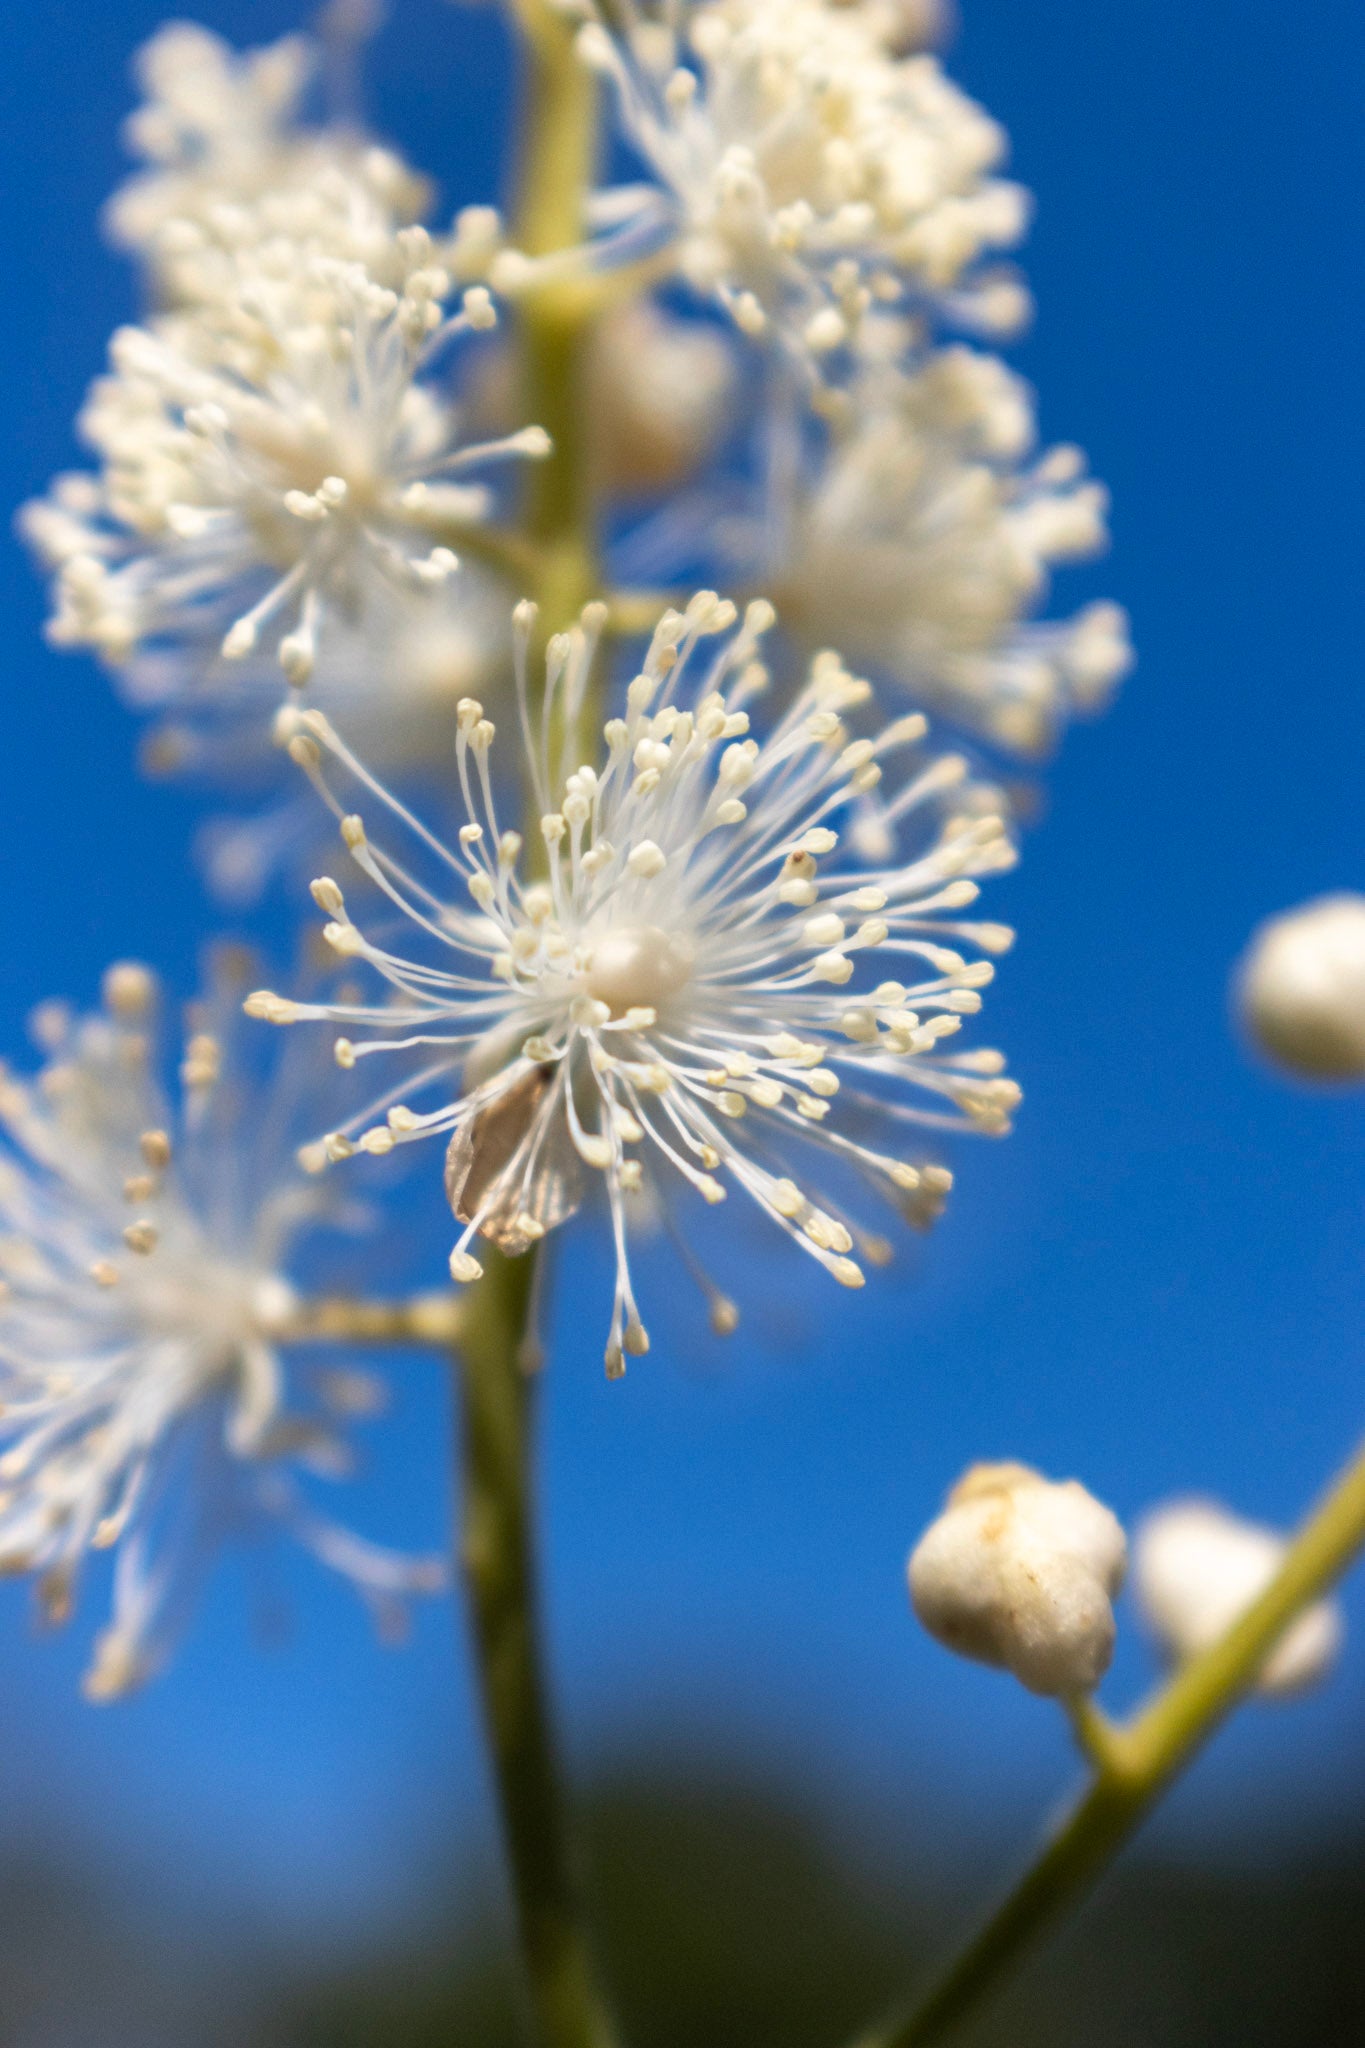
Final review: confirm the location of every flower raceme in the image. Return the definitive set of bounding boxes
[576,0,1030,366]
[246,593,1021,1376]
[20,239,548,685]
[0,956,441,1700]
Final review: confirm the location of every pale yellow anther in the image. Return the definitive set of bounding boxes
[450,1249,483,1283]
[832,1257,865,1289]
[333,1038,356,1070]
[359,1127,395,1155]
[139,1129,171,1170]
[811,951,854,985]
[310,877,345,916]
[89,1259,120,1289]
[123,1174,156,1204]
[122,1221,158,1256]
[715,1091,746,1118]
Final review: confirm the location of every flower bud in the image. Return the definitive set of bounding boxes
[1235,893,1365,1081]
[907,1462,1127,1697]
[1133,1499,1342,1697]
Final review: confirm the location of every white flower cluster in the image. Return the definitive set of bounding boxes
[104,20,431,299]
[20,17,552,898]
[579,0,1030,357]
[759,335,1131,752]
[248,593,1019,1373]
[0,956,441,1699]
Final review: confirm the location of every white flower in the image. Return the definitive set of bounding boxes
[908,1461,1127,1696]
[1234,894,1365,1083]
[248,591,1020,1375]
[0,954,442,1700]
[104,19,431,298]
[21,240,546,682]
[579,0,1030,363]
[763,339,1131,753]
[1134,1499,1342,1697]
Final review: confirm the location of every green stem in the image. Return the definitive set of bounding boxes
[457,1247,621,2048]
[511,0,599,634]
[852,1432,1365,2048]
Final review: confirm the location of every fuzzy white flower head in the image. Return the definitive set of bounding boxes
[908,1460,1127,1697]
[248,592,1019,1374]
[0,953,442,1700]
[21,241,544,683]
[104,19,430,295]
[1134,1498,1342,1698]
[578,0,1030,365]
[1235,894,1365,1083]
[765,338,1131,753]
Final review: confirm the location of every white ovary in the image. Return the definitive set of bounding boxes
[0,955,440,1698]
[582,926,699,1018]
[249,590,1022,1376]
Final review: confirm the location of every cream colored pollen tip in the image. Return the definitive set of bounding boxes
[1133,1498,1341,1698]
[908,1461,1127,1698]
[1236,893,1365,1081]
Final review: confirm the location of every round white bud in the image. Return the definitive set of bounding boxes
[1133,1498,1341,1697]
[908,1461,1127,1698]
[1236,893,1365,1081]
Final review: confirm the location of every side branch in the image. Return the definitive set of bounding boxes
[851,1431,1365,2048]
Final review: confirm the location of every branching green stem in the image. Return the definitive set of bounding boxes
[850,1432,1365,2048]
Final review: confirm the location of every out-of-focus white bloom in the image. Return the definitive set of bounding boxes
[908,1461,1127,1696]
[1235,894,1365,1083]
[589,300,738,496]
[0,954,442,1700]
[766,340,1131,753]
[1134,1499,1342,1697]
[578,0,1030,365]
[123,568,514,903]
[21,242,546,682]
[248,592,1019,1374]
[105,20,430,298]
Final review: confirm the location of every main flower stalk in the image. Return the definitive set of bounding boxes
[454,10,618,2048]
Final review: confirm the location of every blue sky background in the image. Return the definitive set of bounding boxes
[0,0,1363,1970]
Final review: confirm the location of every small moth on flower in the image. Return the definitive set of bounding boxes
[247,590,1019,1376]
[0,953,441,1699]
